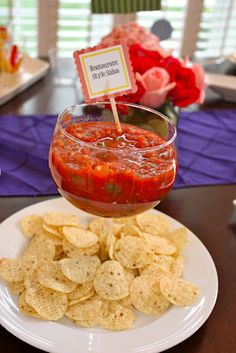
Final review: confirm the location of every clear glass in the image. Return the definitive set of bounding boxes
[49,102,177,218]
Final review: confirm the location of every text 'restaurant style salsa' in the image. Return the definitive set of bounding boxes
[49,122,177,217]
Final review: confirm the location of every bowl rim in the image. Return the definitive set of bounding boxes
[56,101,177,152]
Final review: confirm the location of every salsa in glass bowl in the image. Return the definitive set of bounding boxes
[49,102,177,218]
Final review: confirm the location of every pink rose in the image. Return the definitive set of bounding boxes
[183,58,205,104]
[191,63,205,104]
[100,22,171,57]
[136,67,176,108]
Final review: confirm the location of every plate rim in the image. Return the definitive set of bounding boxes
[0,197,218,353]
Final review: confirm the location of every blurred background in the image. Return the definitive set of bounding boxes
[0,0,236,114]
[0,0,235,60]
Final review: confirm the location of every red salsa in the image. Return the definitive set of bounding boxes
[49,122,177,217]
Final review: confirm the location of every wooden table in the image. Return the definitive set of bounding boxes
[0,58,236,352]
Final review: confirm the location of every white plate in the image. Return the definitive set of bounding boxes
[0,198,218,353]
[0,54,49,106]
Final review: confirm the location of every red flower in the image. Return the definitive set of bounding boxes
[161,57,200,107]
[128,48,200,107]
[116,81,146,113]
[129,44,163,74]
[160,56,182,81]
[118,80,146,103]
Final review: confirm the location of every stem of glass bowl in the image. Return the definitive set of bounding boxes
[99,217,114,261]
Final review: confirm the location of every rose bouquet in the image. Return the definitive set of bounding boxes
[99,22,205,126]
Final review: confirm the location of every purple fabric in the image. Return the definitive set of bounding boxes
[0,116,57,196]
[0,109,236,196]
[176,109,236,187]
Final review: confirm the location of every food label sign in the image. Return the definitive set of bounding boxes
[74,43,137,102]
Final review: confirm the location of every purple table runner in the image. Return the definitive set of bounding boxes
[0,109,236,196]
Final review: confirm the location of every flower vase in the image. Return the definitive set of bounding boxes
[157,102,180,128]
[120,102,179,139]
